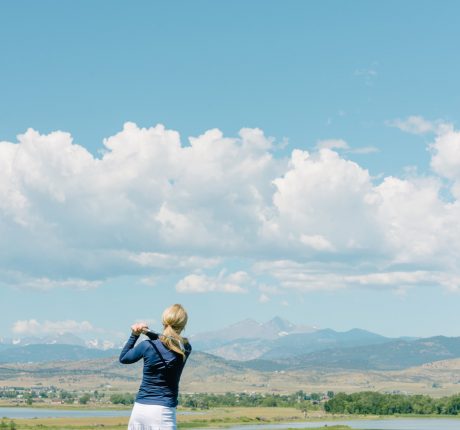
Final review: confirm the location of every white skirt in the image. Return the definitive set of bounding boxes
[128,402,177,430]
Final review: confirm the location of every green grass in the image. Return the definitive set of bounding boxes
[285,427,352,430]
[177,424,354,430]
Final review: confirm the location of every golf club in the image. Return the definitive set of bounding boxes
[143,328,185,353]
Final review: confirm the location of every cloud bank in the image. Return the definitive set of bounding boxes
[12,319,94,336]
[1,119,460,295]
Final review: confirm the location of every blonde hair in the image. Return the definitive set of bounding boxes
[161,304,188,360]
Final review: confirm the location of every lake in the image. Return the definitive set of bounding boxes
[218,418,460,430]
[0,407,203,419]
[0,406,130,418]
[0,408,459,429]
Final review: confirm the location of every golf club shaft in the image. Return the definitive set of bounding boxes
[144,329,185,352]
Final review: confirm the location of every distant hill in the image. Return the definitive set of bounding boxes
[0,332,118,350]
[3,334,460,372]
[260,328,391,360]
[283,335,460,370]
[195,324,393,362]
[191,316,321,360]
[0,333,87,347]
[2,318,459,374]
[0,344,15,352]
[189,316,316,353]
[3,350,460,397]
[0,344,119,363]
[188,320,460,372]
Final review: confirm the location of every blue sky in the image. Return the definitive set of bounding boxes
[2,1,460,344]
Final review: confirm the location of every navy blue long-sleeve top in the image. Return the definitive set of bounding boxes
[119,333,192,407]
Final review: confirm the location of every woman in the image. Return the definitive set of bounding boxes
[119,304,192,430]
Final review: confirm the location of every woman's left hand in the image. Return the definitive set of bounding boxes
[131,322,148,336]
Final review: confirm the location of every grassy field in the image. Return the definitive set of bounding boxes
[3,356,460,397]
[0,407,353,430]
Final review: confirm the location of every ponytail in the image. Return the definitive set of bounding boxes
[160,304,188,361]
[161,325,187,361]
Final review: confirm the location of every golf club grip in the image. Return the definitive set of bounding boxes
[144,329,159,340]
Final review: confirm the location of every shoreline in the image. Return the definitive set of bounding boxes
[1,406,460,430]
[1,404,460,419]
[0,402,132,410]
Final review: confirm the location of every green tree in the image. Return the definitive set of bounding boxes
[110,393,134,405]
[60,390,75,404]
[261,397,278,407]
[79,393,91,405]
[445,395,460,415]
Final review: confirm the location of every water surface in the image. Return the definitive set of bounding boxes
[0,406,204,419]
[1,408,459,429]
[218,417,460,430]
[0,406,130,419]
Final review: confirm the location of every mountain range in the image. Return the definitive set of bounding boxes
[0,343,119,363]
[282,335,460,370]
[189,316,317,360]
[0,334,117,350]
[190,317,398,362]
[1,317,459,372]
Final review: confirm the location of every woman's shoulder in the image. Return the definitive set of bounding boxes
[144,337,192,357]
[183,339,192,354]
[145,338,174,353]
[144,338,162,347]
[129,338,154,356]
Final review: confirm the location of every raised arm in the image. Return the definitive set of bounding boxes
[119,323,149,364]
[119,334,146,364]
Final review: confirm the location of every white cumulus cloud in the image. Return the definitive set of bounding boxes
[12,319,95,335]
[254,260,460,293]
[2,121,460,295]
[270,148,381,255]
[315,139,349,150]
[1,273,102,291]
[176,271,250,294]
[430,129,460,198]
[129,252,220,270]
[388,115,453,135]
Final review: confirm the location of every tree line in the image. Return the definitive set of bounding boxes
[324,392,460,415]
[18,388,459,416]
[178,391,330,409]
[0,387,104,405]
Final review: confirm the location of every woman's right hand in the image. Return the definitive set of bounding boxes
[131,322,148,336]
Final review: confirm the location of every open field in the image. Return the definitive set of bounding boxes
[0,407,351,430]
[0,420,350,430]
[2,356,460,397]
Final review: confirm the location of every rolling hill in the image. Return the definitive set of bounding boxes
[2,319,459,374]
[284,335,460,371]
[2,350,460,397]
[0,344,119,363]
